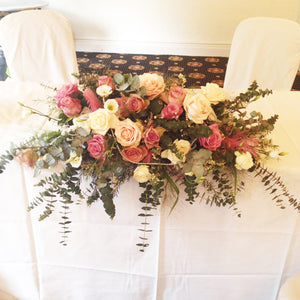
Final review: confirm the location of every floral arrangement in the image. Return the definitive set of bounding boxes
[0,72,298,251]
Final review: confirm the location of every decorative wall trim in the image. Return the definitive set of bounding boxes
[75,39,231,57]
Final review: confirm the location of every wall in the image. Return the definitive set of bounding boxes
[46,0,299,56]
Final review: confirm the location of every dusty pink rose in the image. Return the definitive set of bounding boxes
[87,135,107,160]
[139,73,165,100]
[115,119,143,147]
[143,150,153,163]
[161,103,183,120]
[144,125,164,149]
[55,83,79,103]
[97,75,115,91]
[83,88,103,112]
[115,97,129,118]
[127,94,145,113]
[17,149,38,168]
[169,86,186,105]
[121,145,148,163]
[199,124,223,151]
[161,86,187,106]
[58,96,82,118]
[222,132,259,158]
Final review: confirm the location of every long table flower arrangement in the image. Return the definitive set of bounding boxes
[0,72,298,251]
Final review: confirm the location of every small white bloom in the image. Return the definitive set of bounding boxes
[104,99,119,114]
[96,85,112,97]
[66,151,82,168]
[234,151,253,170]
[269,150,280,159]
[21,107,32,119]
[133,165,153,183]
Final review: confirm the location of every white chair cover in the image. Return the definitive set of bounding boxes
[277,273,300,300]
[0,10,78,84]
[224,17,300,91]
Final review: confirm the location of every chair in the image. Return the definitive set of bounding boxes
[277,273,300,300]
[0,9,79,84]
[223,17,300,91]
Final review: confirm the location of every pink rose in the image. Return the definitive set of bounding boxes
[161,103,183,120]
[97,75,115,91]
[127,94,145,113]
[169,86,186,105]
[58,96,82,118]
[121,145,148,163]
[83,88,103,112]
[55,83,79,103]
[139,73,165,100]
[87,134,107,160]
[199,124,223,151]
[115,119,143,147]
[144,125,164,149]
[161,86,186,106]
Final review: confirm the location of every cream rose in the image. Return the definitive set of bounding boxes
[183,92,213,124]
[174,139,191,155]
[201,83,226,105]
[115,119,143,147]
[234,151,254,170]
[139,73,165,100]
[89,108,117,135]
[133,165,153,183]
[161,149,182,164]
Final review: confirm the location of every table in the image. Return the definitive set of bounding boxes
[0,80,299,300]
[0,1,48,81]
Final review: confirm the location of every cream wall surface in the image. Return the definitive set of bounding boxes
[45,0,299,55]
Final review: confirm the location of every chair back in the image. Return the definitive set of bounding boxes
[0,9,78,84]
[277,273,300,300]
[224,17,300,91]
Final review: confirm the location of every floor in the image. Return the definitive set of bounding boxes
[76,51,300,90]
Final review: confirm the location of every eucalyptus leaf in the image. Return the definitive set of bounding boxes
[130,75,140,90]
[114,73,124,85]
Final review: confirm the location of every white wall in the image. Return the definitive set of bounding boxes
[46,0,299,56]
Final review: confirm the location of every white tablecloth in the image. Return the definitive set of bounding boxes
[0,80,299,300]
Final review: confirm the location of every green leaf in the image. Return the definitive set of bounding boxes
[148,99,164,115]
[130,75,140,90]
[114,73,124,85]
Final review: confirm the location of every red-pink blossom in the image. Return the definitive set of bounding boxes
[83,88,103,112]
[222,132,259,157]
[144,125,163,149]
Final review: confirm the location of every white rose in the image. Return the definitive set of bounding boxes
[104,99,119,114]
[89,108,115,135]
[234,151,254,170]
[183,91,213,124]
[174,139,191,155]
[65,151,82,168]
[161,149,184,164]
[96,85,112,97]
[201,83,226,105]
[133,165,153,183]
